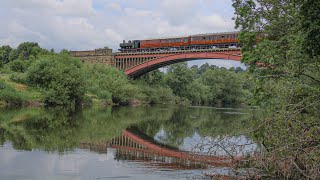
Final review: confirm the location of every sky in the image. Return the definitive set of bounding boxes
[0,0,245,68]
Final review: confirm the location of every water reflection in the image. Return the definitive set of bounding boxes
[0,105,261,179]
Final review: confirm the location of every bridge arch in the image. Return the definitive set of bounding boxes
[124,50,242,78]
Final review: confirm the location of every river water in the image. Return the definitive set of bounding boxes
[0,105,261,180]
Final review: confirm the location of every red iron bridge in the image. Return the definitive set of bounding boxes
[71,32,243,78]
[114,48,242,78]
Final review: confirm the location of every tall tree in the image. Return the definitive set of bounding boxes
[166,63,193,98]
[232,0,320,178]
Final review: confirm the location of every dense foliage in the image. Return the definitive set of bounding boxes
[233,0,320,178]
[26,54,86,106]
[0,80,25,106]
[138,62,252,105]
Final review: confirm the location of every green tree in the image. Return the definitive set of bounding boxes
[235,67,244,73]
[166,62,194,98]
[9,42,48,61]
[186,79,210,105]
[9,59,28,73]
[0,45,12,64]
[202,68,244,105]
[138,70,165,87]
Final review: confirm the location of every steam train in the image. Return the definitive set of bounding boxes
[119,32,240,52]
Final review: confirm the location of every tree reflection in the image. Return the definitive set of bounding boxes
[0,105,260,153]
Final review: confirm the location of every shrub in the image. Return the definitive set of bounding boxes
[0,86,25,106]
[26,54,86,106]
[95,90,112,101]
[10,72,27,84]
[10,59,27,72]
[86,64,137,105]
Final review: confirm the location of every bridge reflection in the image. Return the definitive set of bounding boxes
[81,127,234,170]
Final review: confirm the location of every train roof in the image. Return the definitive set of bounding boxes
[191,31,239,37]
[139,35,188,41]
[138,31,239,41]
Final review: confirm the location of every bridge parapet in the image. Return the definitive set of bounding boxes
[70,48,113,65]
[113,48,241,56]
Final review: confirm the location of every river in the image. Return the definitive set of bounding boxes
[0,105,261,179]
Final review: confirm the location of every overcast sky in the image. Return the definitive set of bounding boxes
[0,0,245,68]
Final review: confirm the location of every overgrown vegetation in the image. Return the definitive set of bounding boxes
[0,79,26,106]
[0,42,253,107]
[137,62,252,106]
[232,0,320,178]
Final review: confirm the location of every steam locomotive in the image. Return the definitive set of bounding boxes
[119,32,240,52]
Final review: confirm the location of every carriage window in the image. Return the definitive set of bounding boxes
[222,35,225,39]
[176,39,181,42]
[184,38,188,42]
[165,39,169,43]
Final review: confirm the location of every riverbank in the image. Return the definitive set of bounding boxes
[0,72,175,107]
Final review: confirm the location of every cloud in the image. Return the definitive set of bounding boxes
[107,2,122,11]
[0,0,236,52]
[160,0,199,25]
[4,0,96,17]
